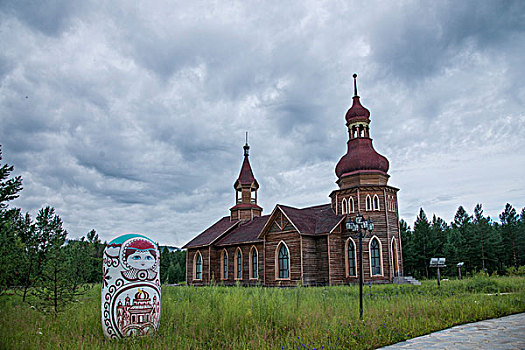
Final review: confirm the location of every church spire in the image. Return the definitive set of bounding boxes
[335,74,389,185]
[243,131,250,156]
[353,73,358,97]
[230,136,262,221]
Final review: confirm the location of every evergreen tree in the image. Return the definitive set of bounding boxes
[399,219,416,277]
[517,208,525,267]
[17,211,39,301]
[448,206,471,272]
[31,207,85,315]
[0,147,24,293]
[85,229,103,283]
[471,204,502,274]
[412,208,432,278]
[500,203,519,268]
[160,246,171,283]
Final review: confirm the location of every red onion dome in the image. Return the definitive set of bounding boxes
[345,96,370,124]
[335,138,389,178]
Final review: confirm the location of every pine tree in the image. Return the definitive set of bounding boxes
[413,208,432,278]
[449,206,471,272]
[500,204,518,268]
[31,207,84,315]
[399,219,416,276]
[0,146,24,293]
[517,208,525,267]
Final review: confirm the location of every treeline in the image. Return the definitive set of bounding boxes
[0,147,104,313]
[160,248,186,284]
[401,204,525,279]
[0,146,187,314]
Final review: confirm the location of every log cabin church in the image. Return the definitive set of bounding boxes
[183,75,403,286]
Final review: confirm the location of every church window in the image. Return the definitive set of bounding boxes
[250,246,258,279]
[220,249,228,280]
[366,195,372,211]
[350,197,355,213]
[373,195,380,211]
[346,238,357,277]
[194,251,202,280]
[370,237,382,276]
[235,248,243,280]
[277,242,290,279]
[342,198,347,214]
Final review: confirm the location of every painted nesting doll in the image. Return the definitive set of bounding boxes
[101,233,161,339]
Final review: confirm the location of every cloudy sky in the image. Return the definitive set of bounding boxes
[1,1,524,246]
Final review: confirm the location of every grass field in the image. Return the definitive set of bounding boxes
[1,275,524,349]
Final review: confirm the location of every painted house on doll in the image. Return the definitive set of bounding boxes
[183,75,403,286]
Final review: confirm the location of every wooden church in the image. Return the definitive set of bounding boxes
[183,75,403,286]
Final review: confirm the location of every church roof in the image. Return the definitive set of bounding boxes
[235,155,257,187]
[345,95,370,123]
[215,215,269,246]
[182,216,239,249]
[184,204,345,249]
[278,204,345,235]
[335,138,389,178]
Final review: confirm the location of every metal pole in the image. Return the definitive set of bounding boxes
[359,229,363,320]
[437,267,441,287]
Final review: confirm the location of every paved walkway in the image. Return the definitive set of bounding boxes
[379,313,525,350]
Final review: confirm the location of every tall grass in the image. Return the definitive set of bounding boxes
[1,275,524,349]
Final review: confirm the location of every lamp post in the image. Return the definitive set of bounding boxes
[346,213,374,320]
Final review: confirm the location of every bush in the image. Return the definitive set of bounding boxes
[506,266,525,276]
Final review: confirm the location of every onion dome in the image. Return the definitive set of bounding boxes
[335,138,389,178]
[135,288,150,300]
[335,74,389,179]
[345,73,370,124]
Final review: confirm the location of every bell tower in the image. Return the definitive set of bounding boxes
[330,74,398,215]
[329,74,403,278]
[230,134,263,221]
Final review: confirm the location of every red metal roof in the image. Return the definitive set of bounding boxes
[234,155,258,187]
[184,204,345,249]
[345,96,370,123]
[182,216,239,248]
[335,138,389,178]
[215,215,270,246]
[279,204,344,235]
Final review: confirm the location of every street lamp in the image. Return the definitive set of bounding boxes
[346,212,374,320]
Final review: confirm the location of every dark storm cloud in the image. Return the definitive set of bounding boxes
[0,0,84,36]
[370,1,525,82]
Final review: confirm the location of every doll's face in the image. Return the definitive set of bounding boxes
[126,250,156,270]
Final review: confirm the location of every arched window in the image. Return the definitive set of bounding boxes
[346,238,357,277]
[235,248,242,280]
[342,198,347,214]
[370,237,382,276]
[366,195,372,211]
[194,251,202,280]
[349,197,355,213]
[373,195,380,211]
[277,242,290,279]
[249,246,258,279]
[391,237,399,277]
[220,249,228,280]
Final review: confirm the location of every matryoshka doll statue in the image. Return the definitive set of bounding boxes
[101,233,161,339]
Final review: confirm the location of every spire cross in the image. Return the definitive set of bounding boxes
[243,132,250,157]
[353,73,358,97]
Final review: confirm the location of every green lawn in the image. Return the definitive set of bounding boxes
[1,275,524,349]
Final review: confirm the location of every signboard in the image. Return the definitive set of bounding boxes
[429,257,446,267]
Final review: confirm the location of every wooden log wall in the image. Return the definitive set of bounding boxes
[264,231,302,287]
